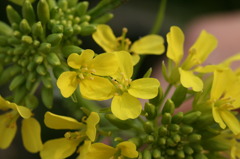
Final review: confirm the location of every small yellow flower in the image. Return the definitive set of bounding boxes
[77,140,138,159]
[166,26,218,91]
[57,49,118,100]
[110,51,160,120]
[92,24,165,64]
[0,96,42,153]
[210,69,240,135]
[40,111,100,159]
[230,135,240,159]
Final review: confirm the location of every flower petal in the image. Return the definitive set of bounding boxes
[0,96,12,110]
[130,34,165,55]
[15,105,32,119]
[40,138,80,159]
[220,110,240,135]
[128,78,160,99]
[86,112,100,141]
[0,114,17,149]
[179,68,203,92]
[117,141,138,158]
[212,106,226,129]
[91,53,118,76]
[77,140,91,159]
[92,24,118,52]
[80,76,115,101]
[166,26,184,65]
[131,54,140,65]
[87,143,116,159]
[44,111,84,130]
[57,71,78,98]
[111,93,142,120]
[21,118,43,153]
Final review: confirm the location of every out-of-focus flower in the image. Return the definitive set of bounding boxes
[92,24,165,64]
[40,111,100,159]
[0,96,42,153]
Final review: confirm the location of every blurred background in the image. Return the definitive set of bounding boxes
[0,0,240,158]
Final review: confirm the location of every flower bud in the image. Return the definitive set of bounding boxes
[0,65,21,85]
[41,75,52,88]
[41,86,53,109]
[47,52,61,66]
[9,74,26,91]
[183,146,194,155]
[0,21,12,35]
[176,150,185,158]
[162,99,175,114]
[188,133,201,142]
[80,24,96,36]
[152,149,161,159]
[171,84,187,108]
[20,19,31,34]
[32,22,44,39]
[36,65,47,75]
[144,102,156,120]
[143,150,152,159]
[172,112,183,124]
[38,42,51,53]
[105,114,133,130]
[144,121,154,134]
[46,33,63,46]
[149,86,163,107]
[158,137,166,145]
[180,125,193,134]
[161,113,171,125]
[25,94,38,109]
[62,45,83,58]
[92,13,113,24]
[22,0,36,25]
[37,0,50,24]
[194,154,207,159]
[76,1,89,17]
[6,5,21,24]
[145,135,154,144]
[158,126,167,136]
[182,111,201,125]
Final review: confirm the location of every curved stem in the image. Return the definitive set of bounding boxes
[150,0,167,34]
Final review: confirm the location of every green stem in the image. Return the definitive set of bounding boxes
[150,0,167,34]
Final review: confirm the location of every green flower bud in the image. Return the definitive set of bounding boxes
[68,0,78,7]
[92,13,113,24]
[201,138,230,151]
[52,24,64,33]
[46,0,57,9]
[171,84,187,108]
[145,135,154,144]
[41,75,52,88]
[180,125,193,134]
[8,37,20,45]
[27,72,36,83]
[32,22,44,39]
[105,114,133,130]
[46,33,63,46]
[64,27,74,36]
[6,5,21,24]
[182,111,201,125]
[25,94,38,109]
[27,61,36,71]
[52,65,67,78]
[128,137,142,148]
[158,125,167,136]
[0,21,13,35]
[76,1,89,17]
[144,121,154,134]
[36,65,47,75]
[13,86,27,103]
[0,36,8,45]
[21,35,33,44]
[194,114,214,128]
[152,149,161,159]
[149,86,163,107]
[201,127,220,139]
[161,113,172,125]
[158,137,166,145]
[0,65,21,85]
[79,24,96,36]
[19,19,31,34]
[34,55,44,64]
[41,86,53,109]
[188,133,201,142]
[172,134,181,143]
[172,112,183,124]
[62,45,83,57]
[47,52,61,66]
[38,42,51,53]
[22,0,36,25]
[9,74,26,91]
[166,149,175,156]
[37,0,50,24]
[176,150,185,158]
[58,0,68,11]
[167,138,176,147]
[194,154,207,159]
[162,99,175,114]
[73,25,81,34]
[192,144,203,152]
[143,150,152,159]
[183,146,194,155]
[144,102,156,120]
[169,124,180,132]
[81,15,91,22]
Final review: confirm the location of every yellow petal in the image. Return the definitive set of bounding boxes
[179,68,203,92]
[77,140,91,159]
[91,53,118,76]
[212,106,226,129]
[221,53,240,67]
[44,111,84,130]
[220,110,240,135]
[87,143,116,159]
[130,34,165,55]
[57,71,78,98]
[117,141,138,158]
[166,26,184,65]
[92,24,118,52]
[21,118,43,153]
[111,93,142,120]
[40,138,80,159]
[0,114,17,149]
[0,96,12,110]
[80,76,115,101]
[15,105,32,119]
[128,78,160,99]
[114,51,133,79]
[86,112,100,141]
[183,30,217,68]
[131,54,140,65]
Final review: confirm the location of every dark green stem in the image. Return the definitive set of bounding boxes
[150,0,167,34]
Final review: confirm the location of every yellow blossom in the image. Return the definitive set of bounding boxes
[110,51,160,120]
[166,26,218,91]
[230,135,240,159]
[210,69,240,135]
[77,140,138,159]
[57,49,118,100]
[0,96,42,153]
[40,111,100,159]
[92,24,165,64]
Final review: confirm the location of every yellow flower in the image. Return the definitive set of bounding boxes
[166,26,218,91]
[57,49,118,100]
[230,135,240,159]
[210,69,240,135]
[110,51,160,120]
[40,111,100,159]
[0,96,42,153]
[77,140,138,159]
[92,24,165,64]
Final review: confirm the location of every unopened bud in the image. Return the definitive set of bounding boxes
[41,86,53,109]
[152,149,161,159]
[9,75,25,91]
[47,52,61,66]
[6,5,21,24]
[172,112,183,124]
[37,0,50,24]
[22,0,36,25]
[20,19,31,34]
[162,99,175,114]
[76,1,89,17]
[182,111,201,125]
[180,125,193,134]
[161,113,171,125]
[144,102,156,120]
[46,33,63,46]
[188,133,201,142]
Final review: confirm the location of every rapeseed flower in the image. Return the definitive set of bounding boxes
[40,111,100,159]
[57,49,118,100]
[92,24,165,64]
[0,96,42,153]
[77,140,138,159]
[166,26,218,91]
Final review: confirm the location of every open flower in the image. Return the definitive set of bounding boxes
[166,26,218,91]
[57,49,118,100]
[78,140,138,159]
[110,51,160,120]
[92,24,165,64]
[209,69,240,135]
[0,96,42,153]
[40,111,100,159]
